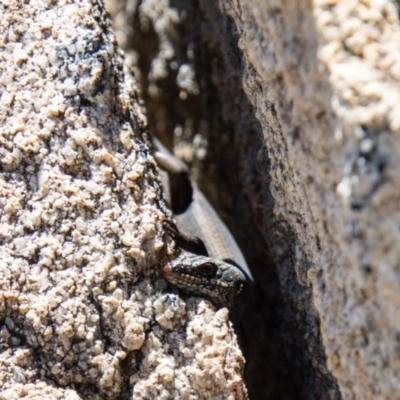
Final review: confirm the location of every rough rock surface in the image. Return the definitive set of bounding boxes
[106,0,400,399]
[0,1,247,399]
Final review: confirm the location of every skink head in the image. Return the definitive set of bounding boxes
[163,252,247,309]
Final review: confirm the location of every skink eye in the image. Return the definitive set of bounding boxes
[199,263,216,276]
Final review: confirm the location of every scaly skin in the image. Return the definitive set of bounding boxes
[163,252,247,309]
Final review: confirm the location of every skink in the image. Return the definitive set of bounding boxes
[152,135,253,310]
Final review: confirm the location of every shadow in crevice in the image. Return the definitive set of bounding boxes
[124,1,341,399]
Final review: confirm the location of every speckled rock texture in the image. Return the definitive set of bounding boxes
[105,0,400,399]
[0,1,247,399]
